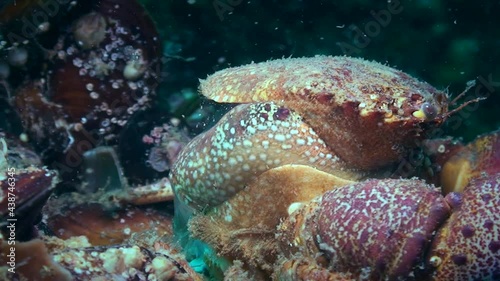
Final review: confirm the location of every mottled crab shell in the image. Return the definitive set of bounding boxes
[170,102,364,212]
[200,56,448,170]
[427,173,500,280]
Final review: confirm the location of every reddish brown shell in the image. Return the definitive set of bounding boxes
[1,165,58,241]
[427,173,500,280]
[0,167,58,215]
[200,56,448,170]
[49,3,161,131]
[14,81,71,156]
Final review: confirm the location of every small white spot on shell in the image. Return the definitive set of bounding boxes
[296,139,306,145]
[243,140,253,147]
[274,134,286,142]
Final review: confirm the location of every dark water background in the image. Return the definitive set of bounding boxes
[143,0,500,141]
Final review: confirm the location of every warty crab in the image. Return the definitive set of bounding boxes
[169,56,497,280]
[171,55,453,226]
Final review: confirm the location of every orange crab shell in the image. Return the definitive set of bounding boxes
[188,165,355,273]
[441,129,500,194]
[200,56,448,170]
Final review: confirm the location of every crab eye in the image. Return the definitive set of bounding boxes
[422,102,439,119]
[412,102,439,120]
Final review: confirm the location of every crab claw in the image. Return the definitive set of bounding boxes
[277,178,451,280]
[188,164,356,272]
[426,173,500,280]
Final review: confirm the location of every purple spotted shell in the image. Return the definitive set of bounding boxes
[315,178,451,280]
[427,173,500,280]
